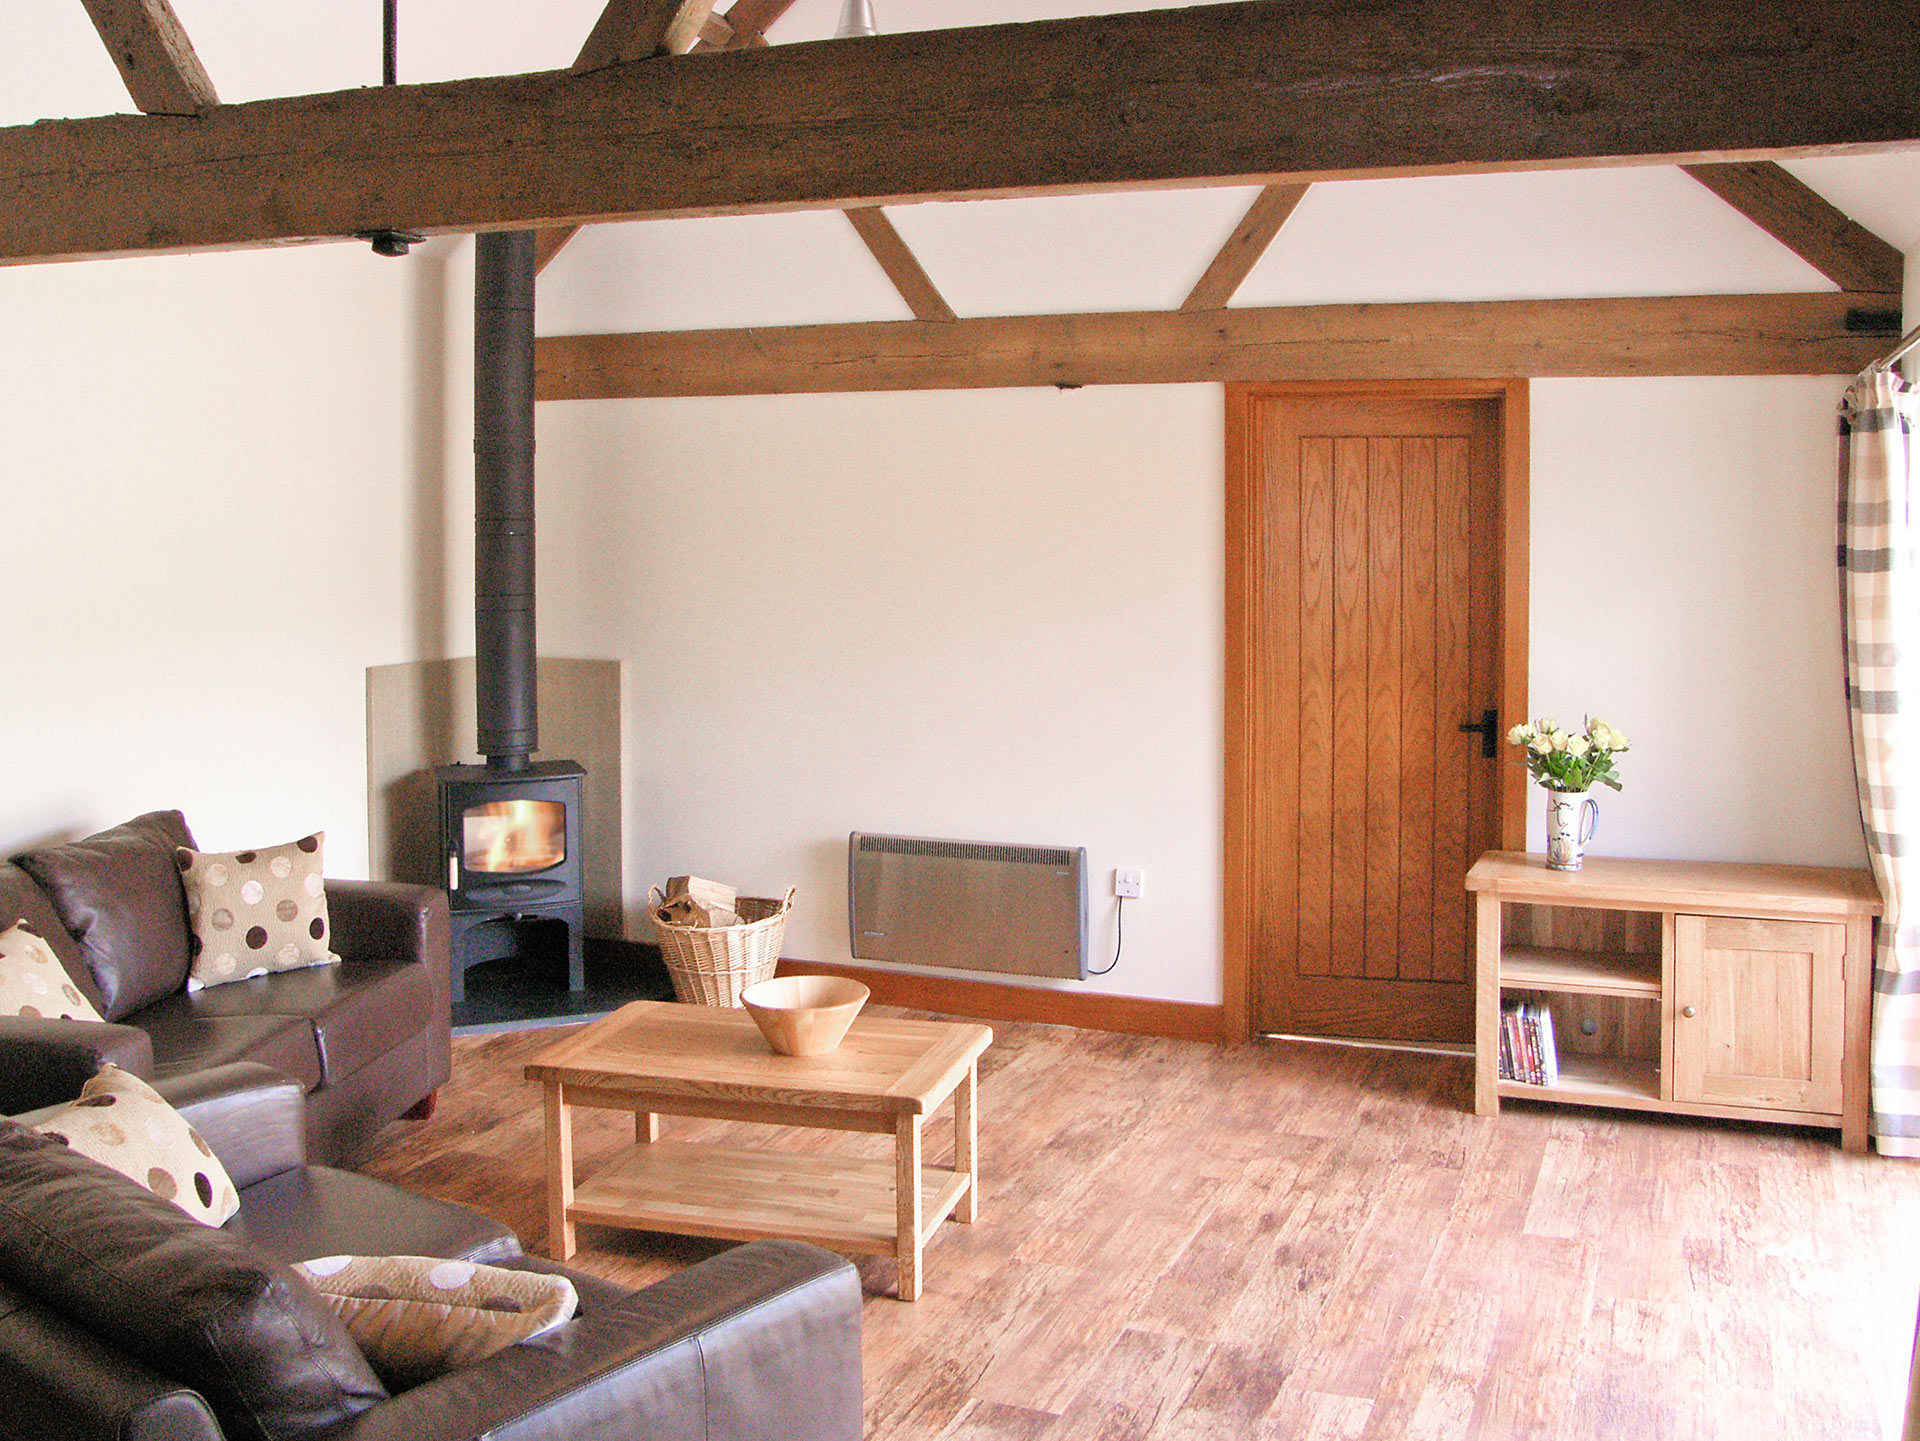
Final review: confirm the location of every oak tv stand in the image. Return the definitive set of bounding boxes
[1466,853,1880,1152]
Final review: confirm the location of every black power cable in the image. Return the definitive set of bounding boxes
[1089,896,1123,976]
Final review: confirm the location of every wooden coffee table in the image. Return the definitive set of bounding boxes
[523,999,991,1300]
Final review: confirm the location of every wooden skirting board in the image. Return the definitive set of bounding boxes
[775,959,1227,1044]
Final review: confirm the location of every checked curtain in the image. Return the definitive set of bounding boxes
[1840,369,1920,1156]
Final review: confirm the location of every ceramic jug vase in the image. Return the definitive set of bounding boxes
[1544,789,1599,871]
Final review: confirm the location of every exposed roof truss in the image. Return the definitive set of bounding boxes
[8,0,1920,267]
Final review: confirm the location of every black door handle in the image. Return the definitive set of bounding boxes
[1458,707,1498,758]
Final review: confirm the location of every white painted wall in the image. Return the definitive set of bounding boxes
[1909,244,1920,384]
[0,244,433,873]
[527,371,1872,1004]
[0,260,1880,1004]
[524,163,1915,1003]
[0,290,1900,1009]
[1526,378,1865,867]
[534,387,1226,1002]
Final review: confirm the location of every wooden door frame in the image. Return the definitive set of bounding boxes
[1223,378,1530,1044]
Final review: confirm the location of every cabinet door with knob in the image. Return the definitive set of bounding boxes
[1671,914,1844,1114]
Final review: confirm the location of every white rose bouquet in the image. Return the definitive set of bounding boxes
[1506,716,1628,793]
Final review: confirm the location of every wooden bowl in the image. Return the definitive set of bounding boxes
[740,976,871,1056]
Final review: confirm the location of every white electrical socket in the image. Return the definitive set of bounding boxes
[1114,868,1143,899]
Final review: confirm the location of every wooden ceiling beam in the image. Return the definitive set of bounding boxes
[78,0,217,116]
[540,0,713,274]
[1682,161,1906,295]
[1182,183,1311,312]
[844,207,956,323]
[10,0,1920,266]
[536,0,788,275]
[534,292,1898,399]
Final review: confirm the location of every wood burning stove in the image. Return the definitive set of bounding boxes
[439,759,585,1001]
[437,229,588,1003]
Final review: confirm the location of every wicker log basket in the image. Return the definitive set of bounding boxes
[648,885,796,1007]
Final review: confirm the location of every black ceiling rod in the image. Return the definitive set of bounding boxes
[360,0,421,255]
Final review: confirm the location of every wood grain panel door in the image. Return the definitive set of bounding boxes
[1671,915,1843,1114]
[1227,384,1524,1043]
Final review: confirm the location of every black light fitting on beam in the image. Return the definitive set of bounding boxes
[358,229,425,257]
[363,0,408,258]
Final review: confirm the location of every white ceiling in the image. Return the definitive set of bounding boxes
[8,0,1918,335]
[889,188,1266,317]
[1234,169,1838,308]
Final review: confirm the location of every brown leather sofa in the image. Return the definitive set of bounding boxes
[0,811,450,1164]
[0,1063,862,1441]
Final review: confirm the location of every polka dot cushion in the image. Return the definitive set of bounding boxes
[33,1065,239,1226]
[290,1255,579,1390]
[0,921,104,1023]
[176,833,341,992]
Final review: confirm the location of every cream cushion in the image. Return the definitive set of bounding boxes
[33,1066,240,1226]
[290,1255,579,1390]
[177,832,341,991]
[0,921,103,1022]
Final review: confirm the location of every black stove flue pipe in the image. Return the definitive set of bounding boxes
[473,230,538,772]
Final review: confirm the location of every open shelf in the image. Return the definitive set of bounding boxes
[570,1141,970,1257]
[1498,1053,1661,1107]
[1498,944,1661,998]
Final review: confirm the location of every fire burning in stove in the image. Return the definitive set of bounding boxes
[462,798,567,875]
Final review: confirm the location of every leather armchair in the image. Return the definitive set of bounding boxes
[330,1244,863,1441]
[0,1065,863,1441]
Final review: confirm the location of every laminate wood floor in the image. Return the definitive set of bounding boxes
[355,1012,1920,1440]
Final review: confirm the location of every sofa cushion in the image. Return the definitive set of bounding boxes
[228,1167,522,1269]
[0,863,111,1016]
[495,1252,632,1315]
[137,1005,324,1092]
[291,1254,577,1390]
[35,1066,241,1226]
[12,812,197,1022]
[0,919,104,1022]
[155,957,434,1087]
[178,835,340,991]
[0,1119,387,1441]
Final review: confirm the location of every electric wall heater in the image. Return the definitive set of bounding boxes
[847,833,1088,980]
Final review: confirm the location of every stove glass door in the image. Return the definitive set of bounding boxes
[462,798,566,874]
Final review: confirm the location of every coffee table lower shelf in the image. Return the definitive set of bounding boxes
[570,1140,972,1257]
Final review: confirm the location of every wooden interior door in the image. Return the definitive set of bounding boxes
[1670,915,1844,1113]
[1228,385,1519,1043]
